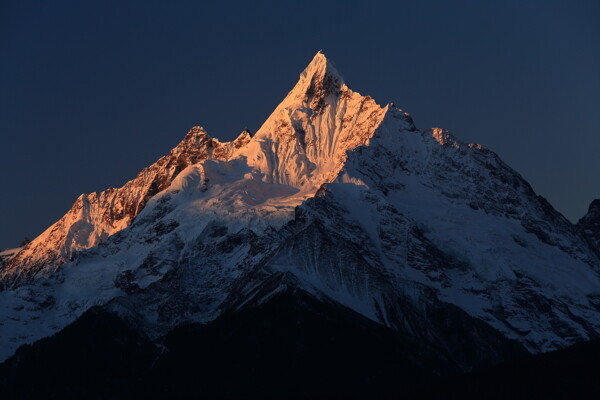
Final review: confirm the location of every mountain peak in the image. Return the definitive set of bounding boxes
[239,128,252,138]
[302,51,343,83]
[182,126,211,141]
[279,51,345,111]
[578,199,600,227]
[232,129,252,149]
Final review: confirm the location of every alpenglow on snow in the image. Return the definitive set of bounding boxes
[1,52,600,366]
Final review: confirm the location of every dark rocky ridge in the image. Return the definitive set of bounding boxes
[0,289,522,399]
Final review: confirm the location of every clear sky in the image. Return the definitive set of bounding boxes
[1,0,599,249]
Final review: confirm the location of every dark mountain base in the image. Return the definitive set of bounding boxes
[1,290,598,399]
[0,307,158,399]
[146,290,449,399]
[0,290,446,399]
[426,339,600,399]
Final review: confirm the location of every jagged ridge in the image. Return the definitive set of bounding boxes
[0,127,251,288]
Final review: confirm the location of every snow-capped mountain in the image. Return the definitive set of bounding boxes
[1,52,599,369]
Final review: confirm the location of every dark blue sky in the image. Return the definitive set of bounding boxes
[1,0,599,249]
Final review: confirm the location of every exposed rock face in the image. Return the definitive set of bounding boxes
[1,52,599,369]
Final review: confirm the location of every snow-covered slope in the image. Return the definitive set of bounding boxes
[283,116,600,352]
[1,52,599,364]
